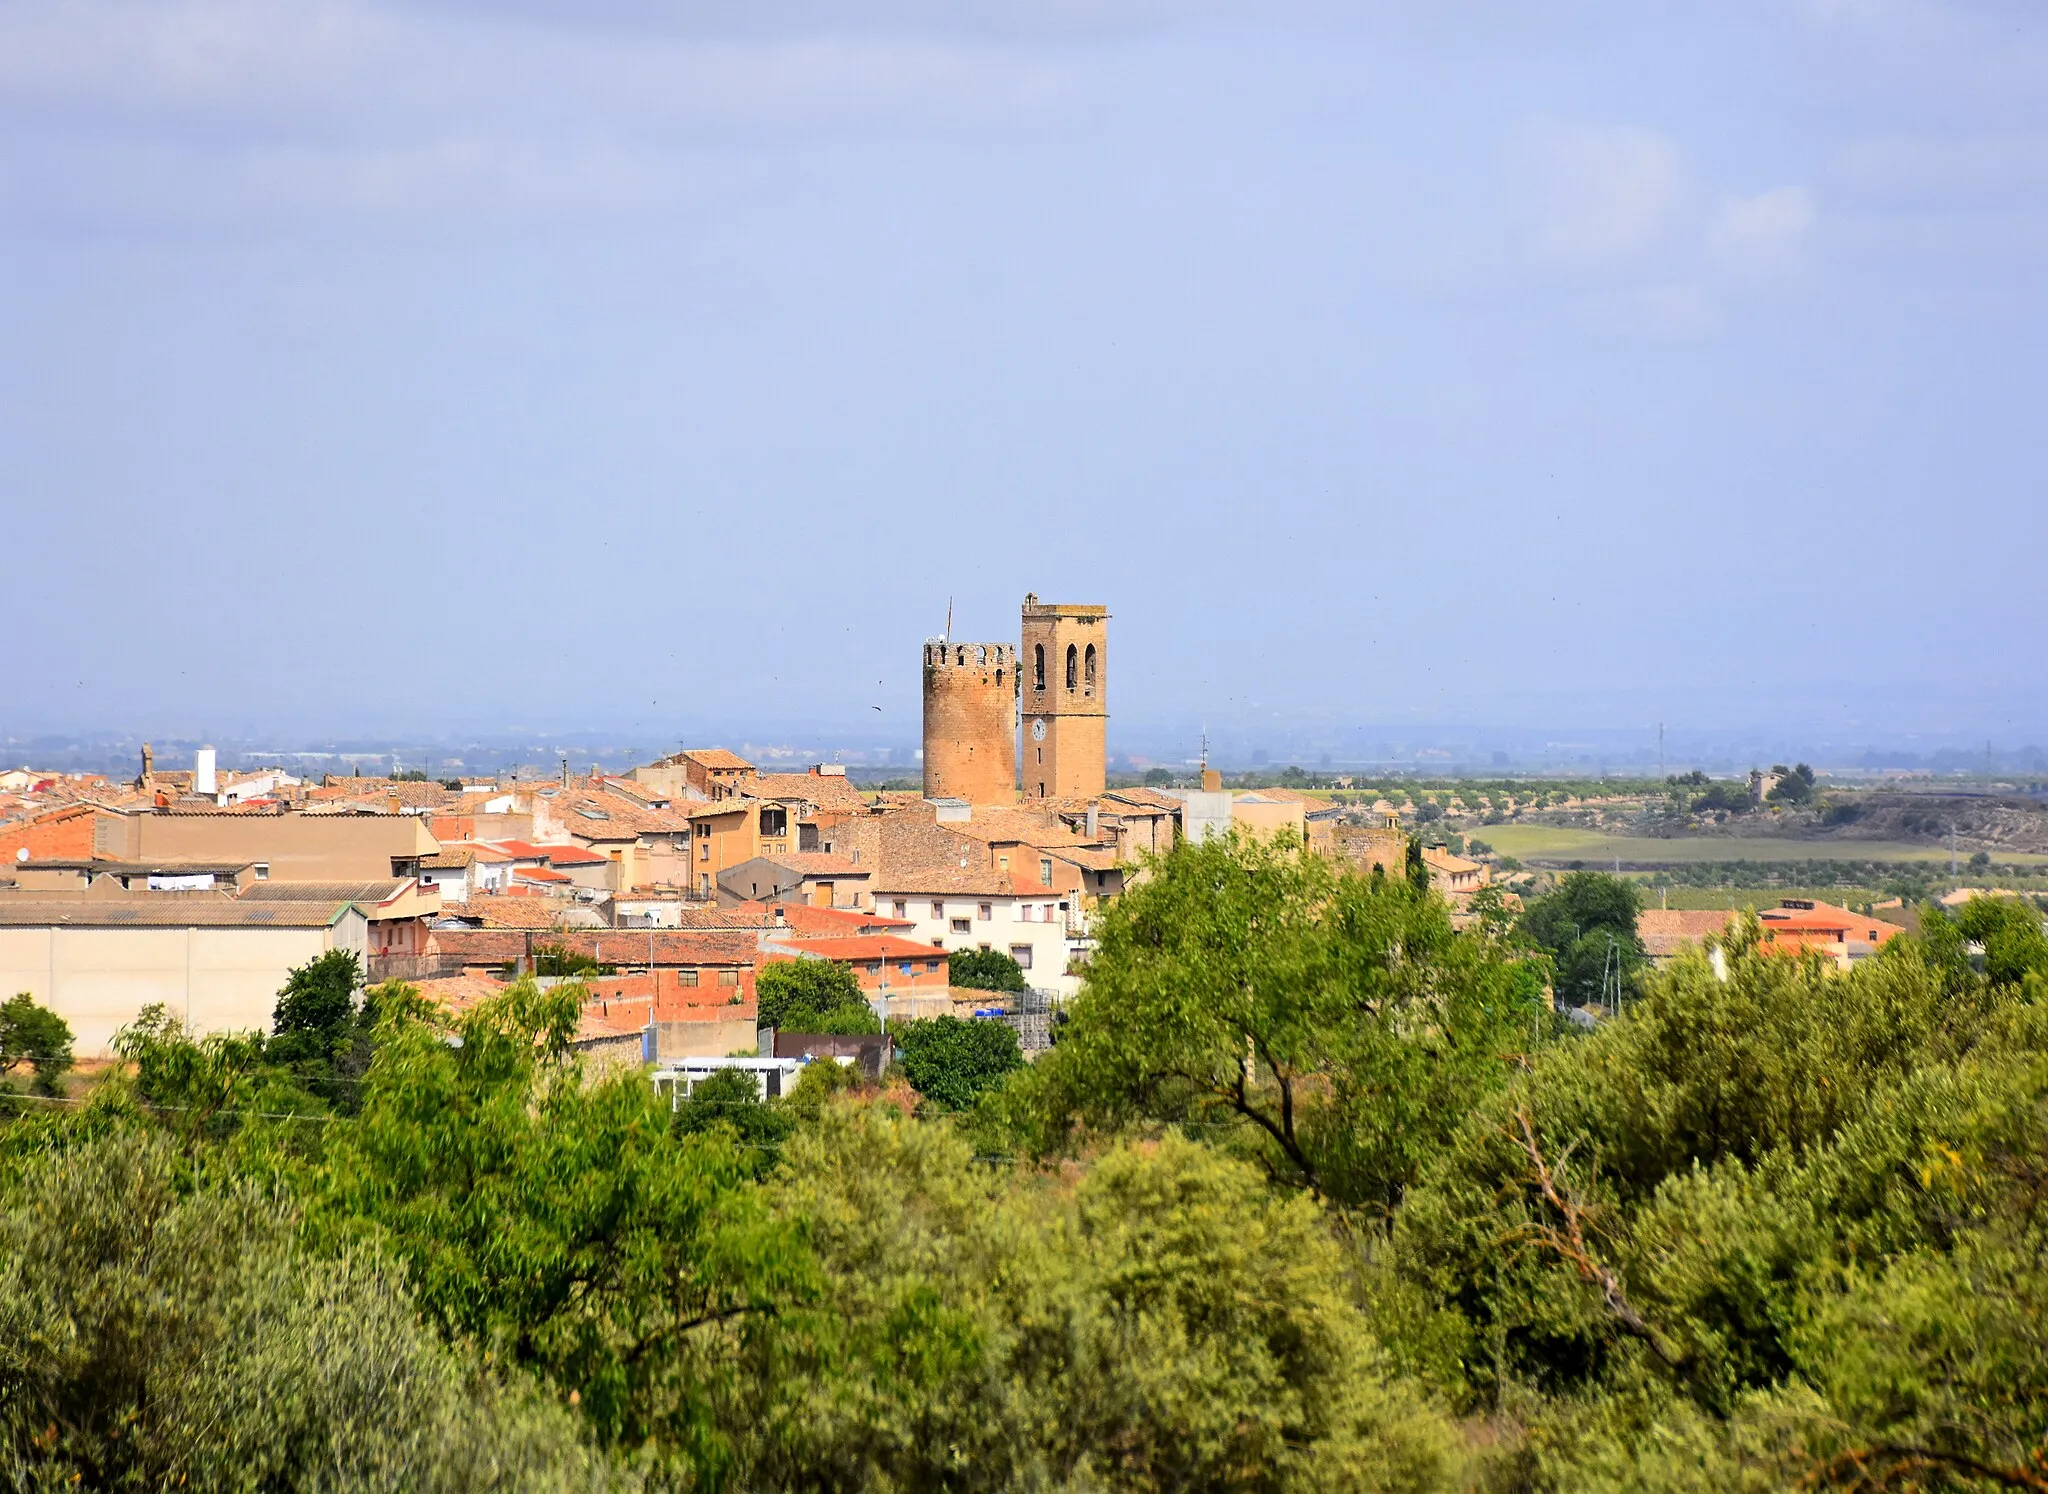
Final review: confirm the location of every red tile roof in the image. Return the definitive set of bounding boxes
[773,935,946,963]
[738,902,914,937]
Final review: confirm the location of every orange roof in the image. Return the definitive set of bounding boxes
[413,973,511,1011]
[874,864,1058,898]
[681,748,753,771]
[1758,900,1905,941]
[514,865,572,884]
[772,935,946,963]
[743,902,914,937]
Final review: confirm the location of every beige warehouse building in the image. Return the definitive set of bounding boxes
[0,900,368,1058]
[90,810,441,883]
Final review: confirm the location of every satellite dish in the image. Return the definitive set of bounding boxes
[14,847,27,862]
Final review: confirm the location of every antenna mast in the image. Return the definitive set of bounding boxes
[944,597,953,645]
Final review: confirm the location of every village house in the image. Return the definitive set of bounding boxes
[236,877,443,980]
[520,783,694,890]
[760,933,950,997]
[1637,900,1907,972]
[630,748,756,803]
[716,852,872,910]
[415,842,514,902]
[89,807,443,884]
[869,864,1077,994]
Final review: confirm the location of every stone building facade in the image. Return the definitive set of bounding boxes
[1019,595,1108,801]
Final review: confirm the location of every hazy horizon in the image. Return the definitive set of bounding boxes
[5,1,2043,745]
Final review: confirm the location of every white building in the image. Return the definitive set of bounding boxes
[870,866,1079,995]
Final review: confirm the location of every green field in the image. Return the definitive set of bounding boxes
[1649,886,1890,913]
[1479,824,2048,868]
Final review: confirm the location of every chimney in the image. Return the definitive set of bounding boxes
[560,756,570,787]
[1201,768,1223,793]
[1086,803,1099,839]
[194,745,217,798]
[139,742,154,789]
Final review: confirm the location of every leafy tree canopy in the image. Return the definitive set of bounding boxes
[756,958,874,1033]
[947,947,1028,993]
[0,992,72,1096]
[893,1015,1022,1110]
[531,942,615,978]
[1015,831,1547,1210]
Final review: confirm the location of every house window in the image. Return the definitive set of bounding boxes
[252,863,269,880]
[699,842,710,861]
[867,961,882,975]
[679,969,700,987]
[899,961,914,975]
[1039,858,1053,885]
[895,900,908,918]
[931,901,945,918]
[950,917,971,934]
[978,903,992,921]
[717,968,739,987]
[924,959,939,973]
[1009,945,1033,970]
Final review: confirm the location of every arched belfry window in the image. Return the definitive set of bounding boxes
[975,645,987,666]
[1065,644,1078,691]
[1033,644,1046,690]
[1084,644,1097,691]
[957,646,967,666]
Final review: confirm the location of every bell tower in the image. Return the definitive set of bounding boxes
[1019,594,1108,800]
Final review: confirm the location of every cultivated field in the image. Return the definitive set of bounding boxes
[1481,824,2048,868]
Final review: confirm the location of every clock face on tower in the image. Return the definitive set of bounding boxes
[1030,718,1047,741]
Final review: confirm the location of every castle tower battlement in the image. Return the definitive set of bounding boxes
[921,640,1018,803]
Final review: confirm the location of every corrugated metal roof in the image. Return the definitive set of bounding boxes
[238,880,412,905]
[0,899,356,928]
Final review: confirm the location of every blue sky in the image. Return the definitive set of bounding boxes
[3,0,2043,750]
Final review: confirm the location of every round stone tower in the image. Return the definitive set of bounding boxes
[922,640,1018,804]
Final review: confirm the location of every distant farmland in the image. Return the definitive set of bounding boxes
[1480,825,2048,868]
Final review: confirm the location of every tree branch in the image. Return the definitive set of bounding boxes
[1802,1443,2048,1492]
[1505,1105,1683,1370]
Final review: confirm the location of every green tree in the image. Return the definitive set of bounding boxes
[1015,831,1545,1210]
[671,1065,796,1171]
[271,948,360,1046]
[1405,835,1432,896]
[1766,762,1817,806]
[756,958,876,1032]
[732,1106,1460,1491]
[893,1016,1023,1110]
[531,942,615,977]
[1949,893,2048,987]
[319,978,808,1475]
[0,1131,620,1491]
[947,947,1029,993]
[269,949,396,1111]
[1519,871,1646,1008]
[1142,766,1174,787]
[0,992,72,1097]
